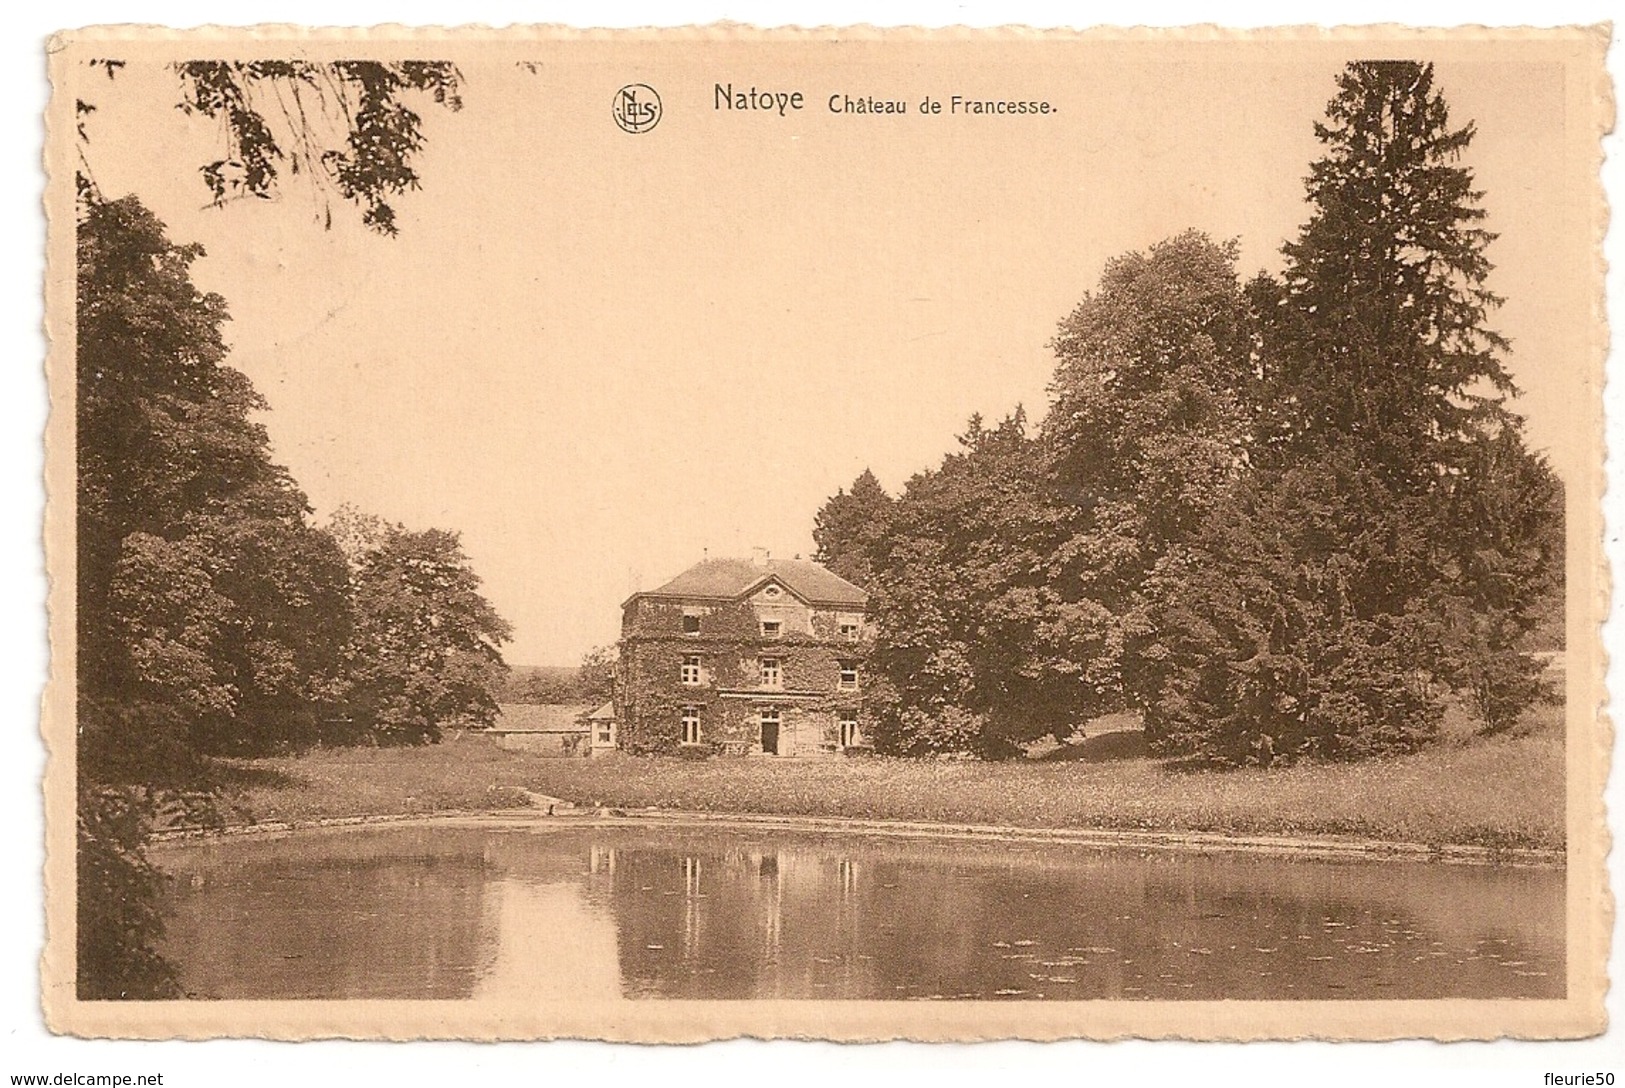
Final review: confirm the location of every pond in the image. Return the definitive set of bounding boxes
[153,821,1563,1001]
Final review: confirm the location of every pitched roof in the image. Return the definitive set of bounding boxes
[493,703,593,732]
[636,557,868,607]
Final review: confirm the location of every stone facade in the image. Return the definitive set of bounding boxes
[616,557,871,756]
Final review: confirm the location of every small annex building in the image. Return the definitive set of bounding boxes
[585,700,617,753]
[616,553,871,757]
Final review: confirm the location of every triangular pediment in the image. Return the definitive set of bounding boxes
[741,574,811,606]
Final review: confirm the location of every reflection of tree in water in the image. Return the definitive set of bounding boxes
[154,828,1564,1001]
[158,829,495,999]
[72,56,471,999]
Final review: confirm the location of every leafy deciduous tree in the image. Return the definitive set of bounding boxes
[341,523,513,744]
[860,411,1102,756]
[76,194,355,996]
[78,195,353,770]
[578,644,618,705]
[78,60,462,235]
[1044,230,1254,715]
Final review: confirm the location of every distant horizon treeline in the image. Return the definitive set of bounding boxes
[814,61,1563,765]
[497,652,616,707]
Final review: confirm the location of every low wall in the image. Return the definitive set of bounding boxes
[493,731,589,757]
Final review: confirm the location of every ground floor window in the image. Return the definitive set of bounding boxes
[681,706,701,745]
[760,707,782,755]
[838,713,859,748]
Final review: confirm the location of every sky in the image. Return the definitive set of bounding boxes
[75,37,1591,666]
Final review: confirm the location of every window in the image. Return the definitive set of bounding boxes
[838,714,859,748]
[839,621,860,640]
[761,619,782,638]
[597,728,612,744]
[763,585,782,599]
[839,661,859,690]
[760,657,781,688]
[682,613,701,634]
[681,706,701,745]
[761,707,781,729]
[680,654,702,685]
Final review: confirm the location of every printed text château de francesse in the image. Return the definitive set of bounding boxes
[713,83,1056,116]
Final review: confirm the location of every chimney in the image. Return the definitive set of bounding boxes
[751,546,770,567]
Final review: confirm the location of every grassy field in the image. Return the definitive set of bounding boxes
[216,698,1565,852]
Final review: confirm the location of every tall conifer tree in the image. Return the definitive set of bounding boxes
[1257,61,1515,479]
[1140,62,1561,761]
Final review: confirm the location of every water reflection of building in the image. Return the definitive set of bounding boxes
[682,856,704,963]
[600,841,875,999]
[157,828,1567,1002]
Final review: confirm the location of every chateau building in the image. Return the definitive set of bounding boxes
[616,554,871,756]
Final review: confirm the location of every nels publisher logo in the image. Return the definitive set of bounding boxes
[613,84,662,134]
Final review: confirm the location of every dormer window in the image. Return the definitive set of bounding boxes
[761,620,782,638]
[840,622,859,639]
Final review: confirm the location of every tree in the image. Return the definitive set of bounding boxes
[78,195,354,768]
[812,469,894,588]
[501,667,579,705]
[342,523,513,744]
[863,411,1103,756]
[853,236,1256,758]
[578,644,618,705]
[79,60,462,235]
[1137,454,1449,762]
[1043,231,1254,715]
[76,785,180,999]
[1138,62,1561,762]
[500,647,616,705]
[76,194,356,996]
[1254,61,1518,495]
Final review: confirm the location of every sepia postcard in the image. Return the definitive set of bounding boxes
[41,23,1612,1042]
